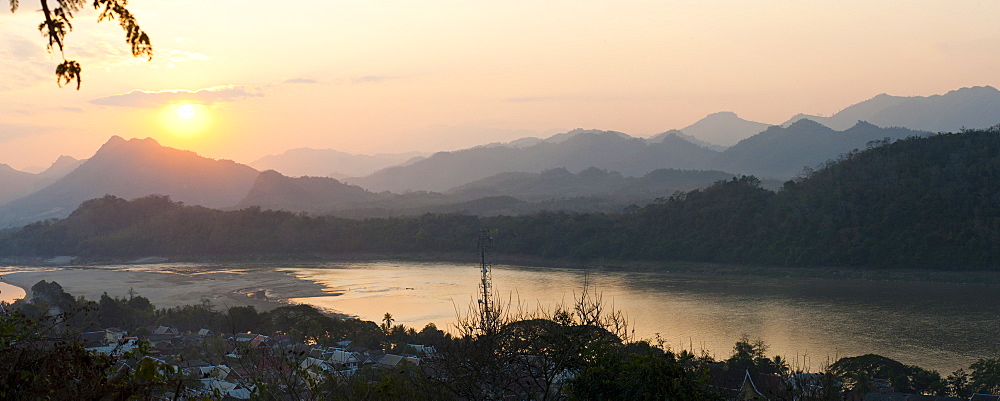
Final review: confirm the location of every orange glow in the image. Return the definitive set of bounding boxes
[160,103,211,139]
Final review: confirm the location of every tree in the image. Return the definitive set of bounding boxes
[969,358,1000,395]
[830,354,944,395]
[381,312,394,336]
[1,295,178,399]
[726,335,788,375]
[8,0,153,89]
[946,369,971,398]
[566,342,720,401]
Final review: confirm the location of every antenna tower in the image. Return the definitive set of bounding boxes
[477,228,495,332]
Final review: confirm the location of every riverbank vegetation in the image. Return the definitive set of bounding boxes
[1,128,998,271]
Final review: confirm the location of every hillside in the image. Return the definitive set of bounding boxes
[714,119,929,179]
[627,128,1000,268]
[0,136,259,227]
[445,167,736,202]
[234,170,388,212]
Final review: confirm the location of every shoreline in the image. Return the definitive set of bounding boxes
[5,252,997,286]
[2,254,998,311]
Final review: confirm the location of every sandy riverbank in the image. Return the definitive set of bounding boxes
[0,265,334,312]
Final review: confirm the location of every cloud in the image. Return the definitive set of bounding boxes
[90,85,264,108]
[283,78,317,84]
[60,107,85,113]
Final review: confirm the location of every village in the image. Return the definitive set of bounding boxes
[63,314,1000,401]
[79,324,435,399]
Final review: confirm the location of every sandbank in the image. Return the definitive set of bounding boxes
[0,265,333,312]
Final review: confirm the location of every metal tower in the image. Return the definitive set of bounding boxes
[477,228,495,332]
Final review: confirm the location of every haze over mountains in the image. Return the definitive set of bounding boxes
[235,167,743,218]
[346,121,929,193]
[7,127,999,271]
[0,156,85,206]
[347,130,721,192]
[0,85,997,228]
[669,111,771,147]
[250,148,426,179]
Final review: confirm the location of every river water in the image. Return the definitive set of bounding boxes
[281,261,999,374]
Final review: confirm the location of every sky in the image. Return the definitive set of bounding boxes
[2,1,1000,171]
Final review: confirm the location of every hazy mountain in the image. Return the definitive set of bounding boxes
[505,137,545,148]
[0,156,87,207]
[348,129,719,192]
[18,165,46,174]
[446,167,735,203]
[234,170,386,212]
[715,119,929,179]
[0,164,42,206]
[235,169,461,216]
[0,136,259,227]
[37,155,86,181]
[782,86,1000,132]
[250,148,427,178]
[676,111,772,147]
[234,164,742,218]
[647,130,728,152]
[542,129,632,144]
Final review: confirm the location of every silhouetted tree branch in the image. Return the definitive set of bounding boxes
[9,0,153,89]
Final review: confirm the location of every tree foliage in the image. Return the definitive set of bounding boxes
[829,354,944,395]
[726,335,789,376]
[8,0,153,89]
[969,358,1000,395]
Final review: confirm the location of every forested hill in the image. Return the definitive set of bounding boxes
[1,129,998,270]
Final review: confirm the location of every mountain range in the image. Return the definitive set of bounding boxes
[7,126,998,271]
[346,130,720,192]
[234,167,745,218]
[0,85,995,227]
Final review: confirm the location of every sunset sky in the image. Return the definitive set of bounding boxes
[2,1,999,171]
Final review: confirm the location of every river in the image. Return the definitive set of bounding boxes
[281,261,999,374]
[2,260,995,373]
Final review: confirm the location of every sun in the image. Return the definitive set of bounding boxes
[161,103,211,138]
[177,104,196,119]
